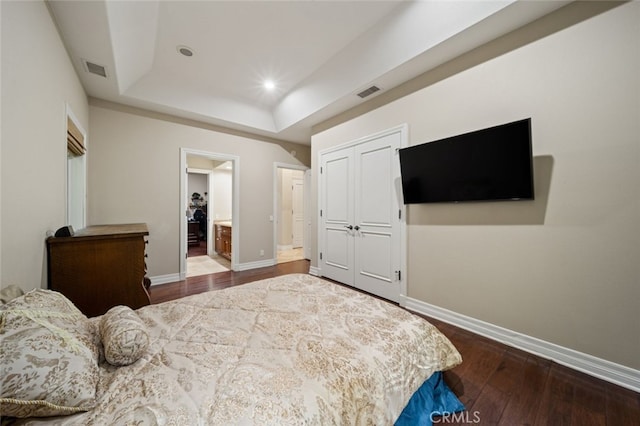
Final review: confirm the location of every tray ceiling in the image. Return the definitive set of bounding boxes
[48,0,567,144]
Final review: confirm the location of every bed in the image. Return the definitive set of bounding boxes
[1,274,463,425]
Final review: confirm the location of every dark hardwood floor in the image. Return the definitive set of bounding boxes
[149,258,311,304]
[148,260,640,425]
[187,239,208,257]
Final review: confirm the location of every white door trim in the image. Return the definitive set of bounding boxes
[317,124,408,301]
[303,169,312,260]
[180,148,240,279]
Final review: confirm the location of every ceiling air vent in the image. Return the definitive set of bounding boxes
[357,85,380,99]
[82,59,107,78]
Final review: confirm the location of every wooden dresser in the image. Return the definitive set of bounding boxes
[46,223,151,317]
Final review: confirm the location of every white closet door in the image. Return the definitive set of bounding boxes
[320,149,355,285]
[319,127,403,302]
[353,132,401,302]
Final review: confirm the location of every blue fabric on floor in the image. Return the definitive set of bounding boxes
[395,372,465,426]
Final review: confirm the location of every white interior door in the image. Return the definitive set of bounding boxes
[319,127,404,302]
[292,177,304,248]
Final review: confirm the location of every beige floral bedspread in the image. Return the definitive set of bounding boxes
[19,274,461,425]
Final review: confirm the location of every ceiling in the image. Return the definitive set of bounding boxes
[48,0,568,145]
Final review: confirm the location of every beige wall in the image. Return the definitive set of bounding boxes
[88,103,309,276]
[311,2,639,369]
[211,167,233,222]
[1,1,88,291]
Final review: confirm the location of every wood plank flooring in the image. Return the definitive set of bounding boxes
[149,258,311,304]
[148,260,640,425]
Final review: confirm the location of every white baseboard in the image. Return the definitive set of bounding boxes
[402,296,640,393]
[309,266,320,276]
[149,273,181,286]
[235,258,276,271]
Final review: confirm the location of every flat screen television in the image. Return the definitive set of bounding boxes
[399,118,534,204]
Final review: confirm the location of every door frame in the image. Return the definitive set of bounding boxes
[273,162,309,263]
[317,124,408,302]
[179,148,240,279]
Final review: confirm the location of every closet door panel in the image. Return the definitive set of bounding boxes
[325,229,350,270]
[357,145,393,226]
[354,132,402,302]
[357,230,392,280]
[320,149,354,285]
[325,156,350,223]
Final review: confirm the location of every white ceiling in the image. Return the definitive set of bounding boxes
[48,0,568,145]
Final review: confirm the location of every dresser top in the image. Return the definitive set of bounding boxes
[77,223,148,236]
[48,223,148,243]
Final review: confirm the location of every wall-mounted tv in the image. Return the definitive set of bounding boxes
[399,118,534,204]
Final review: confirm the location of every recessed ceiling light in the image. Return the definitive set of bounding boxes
[177,45,194,57]
[263,80,275,91]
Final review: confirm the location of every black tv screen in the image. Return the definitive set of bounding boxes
[399,118,534,204]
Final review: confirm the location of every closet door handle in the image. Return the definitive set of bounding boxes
[354,225,360,231]
[344,225,353,230]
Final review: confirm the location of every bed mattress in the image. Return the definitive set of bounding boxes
[7,274,462,425]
